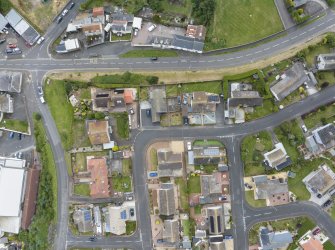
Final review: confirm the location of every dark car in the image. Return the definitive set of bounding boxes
[0,39,6,44]
[88,237,97,242]
[17,133,22,140]
[130,208,134,216]
[9,132,15,139]
[56,16,63,24]
[317,194,322,198]
[183,117,189,125]
[69,2,75,9]
[157,239,163,243]
[150,56,158,61]
[323,200,332,208]
[6,48,13,54]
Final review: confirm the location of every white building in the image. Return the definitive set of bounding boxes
[0,157,27,234]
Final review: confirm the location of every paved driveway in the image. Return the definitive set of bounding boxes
[274,0,295,29]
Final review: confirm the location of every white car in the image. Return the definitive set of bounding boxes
[187,141,192,151]
[62,9,68,16]
[301,125,308,133]
[40,96,45,104]
[37,36,45,45]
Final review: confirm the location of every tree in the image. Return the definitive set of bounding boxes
[326,33,335,47]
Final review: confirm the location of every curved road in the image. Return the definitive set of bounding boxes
[1,2,335,249]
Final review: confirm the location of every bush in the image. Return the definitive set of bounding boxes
[321,82,329,88]
[326,33,335,47]
[146,76,159,85]
[327,0,335,6]
[34,113,42,120]
[94,112,105,120]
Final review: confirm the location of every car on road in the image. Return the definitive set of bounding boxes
[37,36,45,45]
[62,9,68,16]
[183,117,189,125]
[56,16,63,23]
[69,2,75,9]
[301,124,308,133]
[150,56,158,61]
[37,86,43,96]
[6,48,21,54]
[17,133,22,140]
[187,141,192,151]
[40,96,46,104]
[219,196,227,201]
[130,208,134,216]
[149,172,158,177]
[88,237,97,242]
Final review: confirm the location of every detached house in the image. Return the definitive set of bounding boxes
[259,227,293,250]
[263,143,292,171]
[306,123,335,154]
[110,12,134,36]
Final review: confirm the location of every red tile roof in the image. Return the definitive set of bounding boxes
[21,168,40,230]
[87,157,110,198]
[123,89,134,104]
[301,237,324,250]
[92,7,104,17]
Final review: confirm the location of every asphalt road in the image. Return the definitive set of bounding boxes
[1,3,335,249]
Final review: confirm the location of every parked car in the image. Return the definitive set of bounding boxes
[148,24,157,32]
[312,228,321,235]
[17,133,22,140]
[130,208,134,216]
[157,239,163,243]
[69,2,75,9]
[183,117,189,125]
[40,96,46,104]
[129,107,134,115]
[0,39,6,44]
[149,172,158,177]
[301,124,308,133]
[18,152,23,159]
[323,200,332,208]
[9,132,15,139]
[244,183,252,189]
[219,196,227,201]
[317,194,322,198]
[2,28,8,34]
[224,235,233,239]
[187,141,192,151]
[37,86,43,96]
[8,43,17,48]
[6,48,13,54]
[37,36,45,45]
[56,16,63,23]
[62,9,68,16]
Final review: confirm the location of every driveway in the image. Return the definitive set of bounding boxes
[274,0,295,29]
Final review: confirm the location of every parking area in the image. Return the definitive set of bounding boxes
[0,27,32,59]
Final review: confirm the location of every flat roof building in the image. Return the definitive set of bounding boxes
[0,71,22,93]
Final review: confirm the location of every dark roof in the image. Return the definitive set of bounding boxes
[317,124,335,145]
[95,97,109,108]
[275,157,292,171]
[21,168,40,230]
[259,227,293,249]
[111,13,134,22]
[21,26,40,45]
[228,97,263,107]
[158,162,183,170]
[172,35,204,53]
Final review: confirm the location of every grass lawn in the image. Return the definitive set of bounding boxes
[72,119,90,148]
[247,99,278,121]
[193,139,223,147]
[188,176,201,193]
[79,88,91,99]
[113,112,129,139]
[205,0,283,49]
[182,81,222,94]
[0,119,28,133]
[150,148,158,171]
[45,79,74,150]
[303,103,335,129]
[194,204,202,214]
[120,49,178,58]
[331,205,335,221]
[305,44,331,67]
[166,84,181,97]
[126,221,136,235]
[245,190,266,207]
[112,176,132,192]
[182,220,191,237]
[316,71,335,87]
[160,112,183,127]
[161,0,192,16]
[324,241,335,250]
[111,33,132,41]
[175,178,189,211]
[139,87,149,101]
[241,131,273,176]
[74,184,90,196]
[122,158,132,176]
[72,151,107,173]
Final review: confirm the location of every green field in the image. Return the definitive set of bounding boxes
[113,112,129,139]
[175,178,189,211]
[205,0,283,49]
[112,176,132,192]
[120,49,178,58]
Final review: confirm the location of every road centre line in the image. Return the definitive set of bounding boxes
[272,44,279,48]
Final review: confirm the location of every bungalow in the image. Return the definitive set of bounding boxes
[87,120,111,145]
[157,149,183,177]
[259,227,293,250]
[162,219,179,243]
[306,123,335,154]
[157,183,176,217]
[206,205,224,235]
[317,53,335,70]
[303,164,335,196]
[193,146,226,166]
[73,205,93,233]
[150,87,167,123]
[263,142,292,171]
[86,156,110,198]
[110,12,134,36]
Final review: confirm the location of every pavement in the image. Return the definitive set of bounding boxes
[0,2,335,249]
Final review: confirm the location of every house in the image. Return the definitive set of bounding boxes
[82,23,104,47]
[259,227,293,250]
[200,172,227,204]
[171,35,204,53]
[162,219,179,243]
[104,201,136,235]
[123,89,135,104]
[228,90,263,108]
[209,235,225,250]
[311,123,335,151]
[150,87,167,123]
[73,206,93,233]
[0,71,22,93]
[193,146,226,165]
[0,94,13,113]
[0,13,8,32]
[21,168,40,230]
[186,25,206,40]
[299,233,324,250]
[110,12,134,35]
[86,157,110,198]
[157,183,176,216]
[0,157,27,234]
[270,62,314,101]
[5,9,40,45]
[303,164,335,196]
[157,149,183,177]
[263,143,292,171]
[206,205,224,235]
[55,38,81,54]
[92,7,104,18]
[253,175,290,206]
[317,53,335,70]
[87,120,111,145]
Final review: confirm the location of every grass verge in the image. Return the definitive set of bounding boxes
[120,49,178,58]
[245,190,266,207]
[0,119,28,133]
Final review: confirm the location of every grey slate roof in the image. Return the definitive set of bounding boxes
[158,183,175,216]
[111,13,134,22]
[172,35,204,53]
[0,14,8,31]
[5,9,21,27]
[259,227,293,249]
[316,124,335,145]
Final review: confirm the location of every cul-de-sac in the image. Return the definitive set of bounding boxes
[1,0,335,250]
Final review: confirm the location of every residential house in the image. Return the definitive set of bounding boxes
[317,53,335,70]
[193,146,226,166]
[263,143,292,171]
[0,94,13,113]
[228,90,263,108]
[87,120,111,145]
[110,12,134,36]
[157,183,176,217]
[253,175,290,206]
[55,38,81,54]
[0,157,27,234]
[83,23,104,47]
[162,219,179,243]
[199,172,228,204]
[157,149,183,177]
[92,7,104,18]
[206,205,224,235]
[86,156,110,198]
[104,201,136,235]
[186,25,206,40]
[123,88,135,104]
[303,164,335,196]
[299,233,324,250]
[150,87,167,123]
[171,35,204,53]
[270,62,315,101]
[259,227,293,249]
[21,168,40,230]
[306,123,335,154]
[73,206,93,233]
[0,71,22,93]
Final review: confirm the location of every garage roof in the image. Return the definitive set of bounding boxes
[0,14,8,31]
[5,9,22,27]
